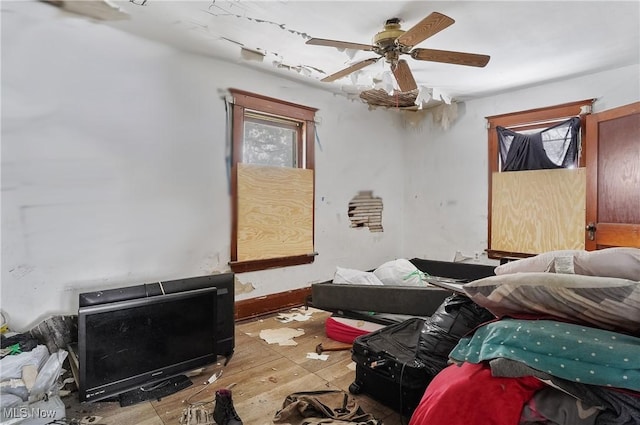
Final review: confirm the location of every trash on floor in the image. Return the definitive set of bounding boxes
[275,307,324,323]
[179,405,215,425]
[259,328,305,346]
[306,353,329,361]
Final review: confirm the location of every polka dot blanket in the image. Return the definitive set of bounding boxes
[450,318,640,391]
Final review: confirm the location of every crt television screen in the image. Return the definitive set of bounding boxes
[79,288,217,402]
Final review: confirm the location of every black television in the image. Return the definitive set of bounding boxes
[77,273,236,405]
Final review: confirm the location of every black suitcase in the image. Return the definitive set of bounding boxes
[349,317,433,418]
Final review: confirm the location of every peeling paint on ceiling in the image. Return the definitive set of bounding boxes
[43,1,640,108]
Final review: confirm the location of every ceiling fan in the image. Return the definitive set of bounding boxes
[306,12,490,92]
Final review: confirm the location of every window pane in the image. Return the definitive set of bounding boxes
[243,119,297,167]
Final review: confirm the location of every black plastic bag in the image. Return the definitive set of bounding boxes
[415,294,494,375]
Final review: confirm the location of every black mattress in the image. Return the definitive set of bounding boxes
[311,258,495,318]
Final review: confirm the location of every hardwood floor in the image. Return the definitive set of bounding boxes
[63,308,408,425]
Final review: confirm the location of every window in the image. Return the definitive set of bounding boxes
[227,89,317,273]
[485,99,594,260]
[243,113,299,167]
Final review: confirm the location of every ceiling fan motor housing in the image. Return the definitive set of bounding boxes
[373,18,405,50]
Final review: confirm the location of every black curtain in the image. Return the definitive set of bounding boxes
[497,117,581,171]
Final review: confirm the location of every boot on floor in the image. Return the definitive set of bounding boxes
[213,388,243,425]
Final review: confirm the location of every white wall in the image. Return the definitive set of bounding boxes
[401,64,640,262]
[3,2,639,331]
[1,2,406,330]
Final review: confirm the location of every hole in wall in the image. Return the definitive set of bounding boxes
[347,191,383,232]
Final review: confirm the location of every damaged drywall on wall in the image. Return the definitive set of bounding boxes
[234,276,255,295]
[348,191,383,232]
[400,102,462,132]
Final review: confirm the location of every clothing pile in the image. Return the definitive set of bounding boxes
[409,247,640,425]
[0,317,70,424]
[273,390,382,425]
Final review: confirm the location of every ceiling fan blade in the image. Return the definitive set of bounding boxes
[392,59,417,92]
[395,12,455,47]
[306,38,375,51]
[321,58,380,82]
[411,48,490,67]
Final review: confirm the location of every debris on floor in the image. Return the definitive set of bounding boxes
[179,405,215,425]
[275,307,324,323]
[259,328,305,346]
[306,352,329,361]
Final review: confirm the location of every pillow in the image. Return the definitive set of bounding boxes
[495,247,640,281]
[494,250,581,275]
[574,247,640,281]
[462,272,640,335]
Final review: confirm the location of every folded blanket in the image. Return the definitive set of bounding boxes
[450,319,640,391]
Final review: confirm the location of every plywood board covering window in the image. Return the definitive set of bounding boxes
[485,99,594,259]
[228,89,317,272]
[491,168,586,254]
[237,163,314,261]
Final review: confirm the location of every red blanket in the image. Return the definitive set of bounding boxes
[409,362,545,425]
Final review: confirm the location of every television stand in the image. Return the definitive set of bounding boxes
[118,374,193,407]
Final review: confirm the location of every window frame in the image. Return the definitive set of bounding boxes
[228,89,317,273]
[485,99,594,260]
[242,112,301,167]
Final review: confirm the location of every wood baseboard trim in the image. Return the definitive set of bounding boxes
[235,287,312,321]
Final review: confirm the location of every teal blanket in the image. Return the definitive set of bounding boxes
[450,319,640,391]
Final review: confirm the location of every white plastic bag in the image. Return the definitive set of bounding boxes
[0,345,48,381]
[29,349,67,402]
[0,347,67,423]
[333,267,384,285]
[373,259,426,286]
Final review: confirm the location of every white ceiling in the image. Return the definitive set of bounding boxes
[54,0,640,104]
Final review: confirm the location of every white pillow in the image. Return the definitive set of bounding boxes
[574,247,640,281]
[494,247,640,281]
[494,250,581,275]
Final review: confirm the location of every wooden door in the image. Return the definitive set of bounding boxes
[585,102,640,249]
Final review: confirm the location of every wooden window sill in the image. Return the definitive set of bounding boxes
[229,254,315,273]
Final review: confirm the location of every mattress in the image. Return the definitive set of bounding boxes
[311,258,495,317]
